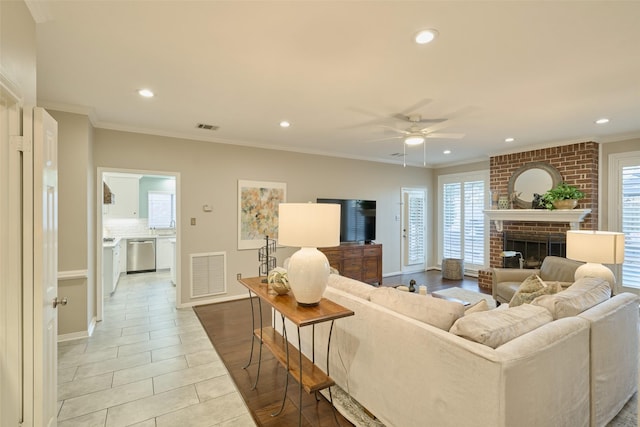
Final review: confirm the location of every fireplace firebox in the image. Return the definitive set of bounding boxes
[502,232,566,268]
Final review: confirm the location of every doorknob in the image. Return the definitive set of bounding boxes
[53,297,68,308]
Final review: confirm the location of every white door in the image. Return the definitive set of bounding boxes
[31,107,59,427]
[401,188,426,272]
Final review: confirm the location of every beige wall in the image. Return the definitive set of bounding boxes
[92,128,432,304]
[0,0,37,104]
[52,110,96,335]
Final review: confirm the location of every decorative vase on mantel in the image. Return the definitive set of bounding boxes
[552,199,578,210]
[498,195,510,210]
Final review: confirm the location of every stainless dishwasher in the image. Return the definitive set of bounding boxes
[127,239,156,273]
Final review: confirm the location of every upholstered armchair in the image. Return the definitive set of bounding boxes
[492,255,584,304]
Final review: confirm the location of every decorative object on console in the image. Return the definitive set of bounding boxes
[409,279,416,292]
[539,182,584,210]
[566,230,625,287]
[258,235,276,280]
[267,266,290,295]
[278,202,340,306]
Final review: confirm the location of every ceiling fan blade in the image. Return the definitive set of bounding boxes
[392,114,447,124]
[379,125,410,135]
[398,98,433,116]
[425,133,465,139]
[367,135,403,143]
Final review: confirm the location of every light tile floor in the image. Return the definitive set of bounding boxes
[57,271,256,427]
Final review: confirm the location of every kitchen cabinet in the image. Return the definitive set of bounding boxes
[156,236,174,270]
[103,243,121,295]
[105,175,139,218]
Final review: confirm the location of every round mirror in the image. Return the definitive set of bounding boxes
[507,162,562,209]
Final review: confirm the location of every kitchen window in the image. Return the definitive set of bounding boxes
[148,191,176,228]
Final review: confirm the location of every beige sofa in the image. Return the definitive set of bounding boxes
[492,255,584,304]
[276,274,638,427]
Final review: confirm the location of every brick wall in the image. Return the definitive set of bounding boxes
[485,142,599,289]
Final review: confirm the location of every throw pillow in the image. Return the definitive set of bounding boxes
[370,287,465,331]
[450,304,553,349]
[464,299,489,315]
[509,274,561,307]
[532,277,611,320]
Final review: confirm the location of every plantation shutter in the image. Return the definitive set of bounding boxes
[440,172,488,272]
[406,191,425,265]
[622,163,640,287]
[443,182,462,259]
[464,181,486,265]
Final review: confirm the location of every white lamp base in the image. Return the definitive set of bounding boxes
[287,247,330,306]
[574,262,616,287]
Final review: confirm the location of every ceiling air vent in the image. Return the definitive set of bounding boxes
[196,123,219,131]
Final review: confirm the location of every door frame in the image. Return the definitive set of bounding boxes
[96,167,181,321]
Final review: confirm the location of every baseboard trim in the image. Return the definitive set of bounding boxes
[178,293,248,309]
[58,330,89,342]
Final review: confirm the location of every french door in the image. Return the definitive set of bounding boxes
[401,188,426,272]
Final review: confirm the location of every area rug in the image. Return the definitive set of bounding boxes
[432,287,497,309]
[319,386,385,427]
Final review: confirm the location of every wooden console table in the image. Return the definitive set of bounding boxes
[237,276,354,426]
[320,243,382,285]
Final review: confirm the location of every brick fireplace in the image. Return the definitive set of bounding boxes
[478,142,599,290]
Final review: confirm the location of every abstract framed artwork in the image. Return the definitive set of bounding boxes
[237,180,287,250]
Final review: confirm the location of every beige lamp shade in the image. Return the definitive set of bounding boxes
[566,230,625,264]
[278,203,340,248]
[277,203,340,305]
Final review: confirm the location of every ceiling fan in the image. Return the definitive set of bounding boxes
[383,114,465,146]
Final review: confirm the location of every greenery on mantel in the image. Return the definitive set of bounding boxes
[539,182,585,210]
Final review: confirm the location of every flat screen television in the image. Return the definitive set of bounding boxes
[316,198,376,244]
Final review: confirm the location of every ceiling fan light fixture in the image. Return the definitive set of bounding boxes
[404,134,425,146]
[415,29,438,45]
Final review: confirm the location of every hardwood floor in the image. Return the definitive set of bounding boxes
[194,270,482,427]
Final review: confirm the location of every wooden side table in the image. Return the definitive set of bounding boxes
[237,276,354,426]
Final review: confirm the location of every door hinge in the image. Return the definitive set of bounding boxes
[10,135,32,152]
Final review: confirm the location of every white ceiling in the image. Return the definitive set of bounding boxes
[33,1,640,167]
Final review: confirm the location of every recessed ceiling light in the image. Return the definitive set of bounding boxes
[138,88,154,98]
[505,137,515,143]
[443,150,451,155]
[595,118,610,125]
[279,121,291,128]
[415,29,439,45]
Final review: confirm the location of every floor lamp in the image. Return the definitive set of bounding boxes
[278,203,340,306]
[566,230,625,287]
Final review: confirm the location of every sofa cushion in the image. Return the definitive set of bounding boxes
[327,274,377,301]
[370,287,465,331]
[532,277,611,320]
[450,304,553,349]
[464,298,489,314]
[510,274,562,307]
[539,255,583,282]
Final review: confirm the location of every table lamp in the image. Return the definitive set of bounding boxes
[566,230,625,286]
[278,203,340,306]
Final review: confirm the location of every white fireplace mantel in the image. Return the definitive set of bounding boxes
[483,209,592,232]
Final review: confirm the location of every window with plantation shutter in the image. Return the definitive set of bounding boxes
[439,171,489,272]
[406,190,425,265]
[610,153,640,290]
